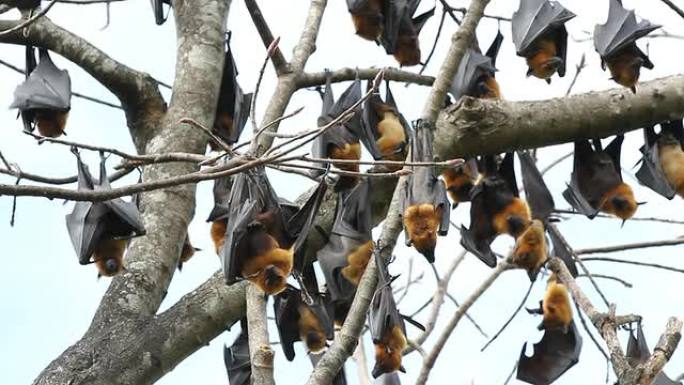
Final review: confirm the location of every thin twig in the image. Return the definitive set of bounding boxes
[565,53,587,96]
[659,0,684,20]
[446,4,511,22]
[251,37,281,137]
[503,360,518,385]
[480,280,534,352]
[575,238,684,255]
[444,292,489,338]
[179,118,235,155]
[578,274,633,288]
[574,299,610,361]
[581,257,684,274]
[0,0,58,38]
[554,209,684,225]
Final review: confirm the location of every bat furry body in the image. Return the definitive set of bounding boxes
[442,163,479,206]
[298,304,328,353]
[341,240,373,286]
[659,138,684,198]
[403,203,441,259]
[239,228,293,295]
[512,219,548,280]
[373,325,407,377]
[350,0,384,41]
[35,110,68,138]
[598,183,638,220]
[541,275,573,333]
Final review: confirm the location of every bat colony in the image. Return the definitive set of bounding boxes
[6,0,683,384]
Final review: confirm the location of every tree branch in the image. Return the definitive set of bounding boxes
[244,0,289,75]
[246,285,275,385]
[297,67,435,88]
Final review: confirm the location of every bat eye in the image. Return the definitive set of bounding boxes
[105,259,119,274]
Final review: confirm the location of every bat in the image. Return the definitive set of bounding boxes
[512,0,575,83]
[177,235,200,271]
[273,285,334,361]
[516,320,582,385]
[534,274,573,332]
[151,0,172,25]
[449,31,504,101]
[65,150,146,277]
[318,177,374,324]
[389,2,434,67]
[399,128,450,263]
[360,80,411,164]
[10,47,71,138]
[460,153,531,267]
[374,372,401,385]
[4,1,42,9]
[309,351,348,385]
[512,219,548,281]
[562,136,639,222]
[312,72,363,189]
[594,0,660,92]
[347,0,384,41]
[636,120,684,200]
[223,319,250,385]
[625,322,682,385]
[207,174,232,254]
[369,254,407,378]
[218,167,326,295]
[211,37,253,150]
[441,158,479,208]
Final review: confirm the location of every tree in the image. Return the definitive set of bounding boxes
[1,1,683,385]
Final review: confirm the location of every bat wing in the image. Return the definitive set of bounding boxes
[380,0,409,54]
[215,43,252,144]
[485,30,505,67]
[562,141,602,218]
[459,224,497,268]
[310,295,335,340]
[317,233,361,304]
[150,0,172,25]
[66,202,107,265]
[221,198,260,284]
[374,372,401,385]
[346,0,366,11]
[334,178,373,241]
[518,151,555,221]
[557,26,569,77]
[625,324,682,385]
[517,320,582,385]
[361,85,385,160]
[11,49,71,111]
[207,176,233,221]
[286,179,328,253]
[411,6,435,35]
[512,0,576,55]
[449,49,496,101]
[309,351,348,385]
[273,286,302,361]
[385,81,412,140]
[329,78,362,118]
[499,152,519,197]
[435,176,451,235]
[593,0,660,57]
[224,328,251,385]
[636,130,677,199]
[369,269,405,343]
[605,134,625,179]
[548,229,578,277]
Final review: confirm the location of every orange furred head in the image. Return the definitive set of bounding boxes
[474,76,501,99]
[492,198,532,238]
[298,305,327,353]
[512,219,548,280]
[403,204,441,262]
[393,35,421,67]
[605,48,644,93]
[526,38,561,80]
[600,183,638,220]
[94,238,127,277]
[541,280,573,333]
[35,109,68,138]
[240,232,293,296]
[372,325,407,378]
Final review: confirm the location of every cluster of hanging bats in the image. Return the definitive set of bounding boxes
[6,0,684,384]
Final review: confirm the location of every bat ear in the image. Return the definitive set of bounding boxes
[637,201,647,206]
[399,365,406,373]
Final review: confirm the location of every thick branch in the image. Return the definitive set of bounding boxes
[246,286,275,385]
[435,75,684,158]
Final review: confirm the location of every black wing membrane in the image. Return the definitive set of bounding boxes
[224,320,251,385]
[374,372,401,385]
[518,151,555,221]
[625,323,682,385]
[150,0,172,25]
[65,151,145,265]
[360,80,411,160]
[593,0,660,58]
[449,49,497,101]
[214,39,253,145]
[635,126,677,199]
[548,229,579,278]
[517,320,582,385]
[273,286,303,361]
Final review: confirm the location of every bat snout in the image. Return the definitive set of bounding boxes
[263,265,284,289]
[105,259,120,275]
[305,331,325,352]
[507,216,529,237]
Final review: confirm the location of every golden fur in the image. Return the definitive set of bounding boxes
[599,182,638,220]
[341,240,374,285]
[240,232,293,295]
[94,238,127,277]
[605,48,642,92]
[480,76,501,99]
[298,304,327,353]
[210,220,227,254]
[375,105,407,161]
[512,219,548,274]
[541,275,573,332]
[526,38,559,80]
[330,142,362,173]
[373,325,407,376]
[492,197,531,238]
[350,0,383,41]
[659,140,684,198]
[403,203,441,255]
[393,35,421,67]
[442,166,478,204]
[35,110,68,138]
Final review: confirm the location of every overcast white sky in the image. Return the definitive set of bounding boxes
[1,1,684,384]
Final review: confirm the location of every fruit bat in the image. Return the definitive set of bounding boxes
[460,153,531,268]
[360,80,411,163]
[151,0,172,25]
[218,167,326,295]
[317,177,374,323]
[625,322,682,385]
[211,38,253,150]
[369,254,407,378]
[312,72,363,185]
[224,320,251,385]
[562,135,639,221]
[273,285,334,361]
[517,320,582,385]
[512,0,575,83]
[309,351,348,385]
[449,31,504,101]
[441,158,479,208]
[387,1,435,67]
[347,0,384,41]
[10,47,71,138]
[65,150,146,277]
[177,235,200,271]
[399,128,450,263]
[636,120,684,200]
[594,0,660,92]
[533,274,573,332]
[4,0,41,10]
[375,372,401,385]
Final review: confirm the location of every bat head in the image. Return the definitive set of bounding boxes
[371,325,407,378]
[403,203,440,262]
[263,265,288,294]
[600,183,638,220]
[493,197,532,238]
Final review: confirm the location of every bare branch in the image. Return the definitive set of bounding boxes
[554,209,684,225]
[246,285,275,385]
[659,0,684,20]
[581,257,684,274]
[0,1,58,38]
[480,280,534,352]
[298,67,434,88]
[244,0,289,75]
[575,238,684,255]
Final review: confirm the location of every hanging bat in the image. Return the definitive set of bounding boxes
[375,372,401,385]
[318,177,374,324]
[594,0,660,92]
[347,0,384,41]
[312,72,364,189]
[309,351,348,385]
[378,0,434,67]
[460,153,531,267]
[65,150,146,278]
[562,135,639,222]
[177,235,200,271]
[360,80,411,164]
[512,0,575,83]
[369,255,407,378]
[516,319,582,385]
[273,285,334,361]
[151,0,172,25]
[625,322,682,385]
[207,173,233,254]
[219,167,326,295]
[449,30,504,101]
[11,47,71,138]
[441,158,479,208]
[224,319,251,385]
[211,37,253,150]
[636,120,684,200]
[528,274,573,332]
[399,128,450,263]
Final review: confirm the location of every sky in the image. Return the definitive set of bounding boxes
[1,0,684,384]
